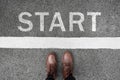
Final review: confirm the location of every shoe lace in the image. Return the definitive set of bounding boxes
[63,63,73,78]
[48,64,57,77]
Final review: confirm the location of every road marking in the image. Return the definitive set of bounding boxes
[0,37,119,49]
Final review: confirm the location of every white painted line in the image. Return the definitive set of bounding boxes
[0,37,119,49]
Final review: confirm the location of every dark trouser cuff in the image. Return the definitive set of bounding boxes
[46,75,54,80]
[65,74,76,80]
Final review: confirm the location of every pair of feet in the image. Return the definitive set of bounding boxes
[46,51,74,80]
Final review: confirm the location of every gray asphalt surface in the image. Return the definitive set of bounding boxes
[0,0,120,80]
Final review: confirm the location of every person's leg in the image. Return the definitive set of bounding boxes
[65,74,76,80]
[45,52,57,80]
[62,51,76,80]
[46,75,54,80]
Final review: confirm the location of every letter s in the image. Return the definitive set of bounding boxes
[17,12,33,32]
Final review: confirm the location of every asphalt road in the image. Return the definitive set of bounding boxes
[0,0,120,80]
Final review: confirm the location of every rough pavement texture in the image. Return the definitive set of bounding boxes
[0,49,120,80]
[0,0,120,80]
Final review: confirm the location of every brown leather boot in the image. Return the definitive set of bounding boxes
[62,51,74,79]
[46,52,57,79]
